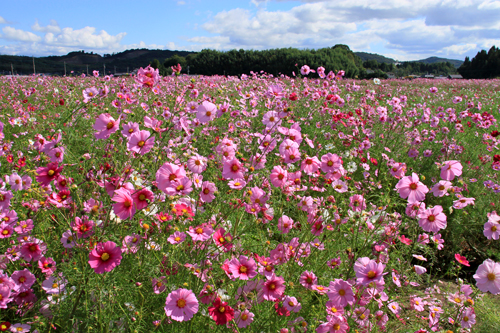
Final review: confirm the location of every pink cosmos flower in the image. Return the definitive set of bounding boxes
[262,111,281,128]
[228,255,257,280]
[327,279,354,307]
[121,122,140,138]
[187,154,207,174]
[270,166,288,188]
[200,181,217,203]
[258,274,285,301]
[0,191,13,211]
[473,259,500,294]
[35,162,63,186]
[455,254,470,266]
[228,178,246,189]
[484,221,500,240]
[430,180,452,197]
[71,216,95,239]
[156,162,187,193]
[8,173,23,191]
[88,241,122,274]
[283,295,301,313]
[395,172,429,203]
[440,160,463,181]
[0,285,12,309]
[122,234,142,254]
[111,187,136,220]
[235,309,254,328]
[417,205,447,233]
[83,87,98,102]
[222,158,245,180]
[453,196,475,209]
[93,113,120,140]
[167,231,186,245]
[283,147,301,164]
[320,153,342,173]
[196,101,217,124]
[152,276,167,294]
[38,256,56,275]
[20,237,46,262]
[355,260,386,286]
[187,224,213,242]
[460,308,476,328]
[278,215,294,234]
[131,188,154,211]
[47,147,65,163]
[42,275,67,294]
[11,269,36,291]
[301,156,321,175]
[317,315,349,333]
[127,130,155,155]
[487,211,500,224]
[349,194,366,212]
[299,270,317,289]
[164,288,199,322]
[0,223,13,239]
[9,324,30,333]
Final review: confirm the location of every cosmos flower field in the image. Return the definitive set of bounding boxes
[0,66,499,332]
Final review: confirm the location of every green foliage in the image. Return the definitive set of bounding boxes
[459,46,500,79]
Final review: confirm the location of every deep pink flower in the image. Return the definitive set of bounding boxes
[131,188,154,211]
[258,274,285,301]
[222,158,245,180]
[93,113,120,140]
[277,215,294,234]
[455,254,470,266]
[152,276,167,294]
[440,160,463,181]
[111,187,136,220]
[301,156,321,175]
[164,288,199,322]
[270,166,288,188]
[200,181,217,203]
[317,315,349,333]
[321,153,342,173]
[355,260,386,286]
[208,297,234,325]
[395,172,429,203]
[156,163,187,193]
[349,194,366,212]
[127,130,155,155]
[35,162,63,186]
[228,255,257,280]
[299,270,317,289]
[20,237,46,262]
[417,205,447,233]
[473,259,500,294]
[88,241,122,274]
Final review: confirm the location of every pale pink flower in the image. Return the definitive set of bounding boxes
[277,215,294,233]
[187,154,207,174]
[258,274,285,301]
[127,130,155,155]
[301,156,321,175]
[440,160,463,181]
[327,279,354,307]
[484,221,500,240]
[270,166,288,188]
[93,113,120,140]
[473,259,500,294]
[168,231,186,245]
[164,288,199,322]
[121,122,140,138]
[430,180,452,197]
[200,181,217,203]
[320,153,342,173]
[235,309,254,328]
[417,205,447,233]
[156,162,187,193]
[349,194,366,212]
[196,101,217,123]
[355,260,386,286]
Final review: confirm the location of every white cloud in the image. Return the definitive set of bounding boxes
[0,16,7,24]
[1,26,41,42]
[32,19,61,34]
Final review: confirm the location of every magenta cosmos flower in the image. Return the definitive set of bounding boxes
[327,279,354,307]
[355,260,386,286]
[164,288,199,322]
[93,113,120,140]
[473,259,500,294]
[395,172,429,203]
[222,158,245,180]
[228,255,257,280]
[440,160,463,181]
[127,130,155,155]
[258,274,285,301]
[111,188,136,220]
[88,241,122,274]
[417,205,447,233]
[35,162,63,186]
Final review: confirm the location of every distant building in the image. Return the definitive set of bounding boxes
[423,74,435,79]
[386,72,396,79]
[448,74,463,79]
[435,76,447,80]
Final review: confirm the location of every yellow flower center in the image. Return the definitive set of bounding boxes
[137,140,145,147]
[367,270,376,279]
[106,121,114,129]
[177,299,186,308]
[48,170,55,176]
[487,273,496,281]
[101,253,110,261]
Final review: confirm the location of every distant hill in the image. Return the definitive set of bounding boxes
[417,57,463,68]
[355,52,396,64]
[2,49,196,75]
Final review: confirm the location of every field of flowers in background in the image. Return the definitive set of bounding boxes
[0,66,499,333]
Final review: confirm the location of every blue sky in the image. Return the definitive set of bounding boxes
[1,0,499,61]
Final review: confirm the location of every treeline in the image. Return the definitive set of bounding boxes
[156,45,458,79]
[458,46,500,79]
[154,45,364,78]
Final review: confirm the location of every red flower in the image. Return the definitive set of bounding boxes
[455,254,470,267]
[288,92,298,101]
[0,322,10,331]
[208,298,234,325]
[59,99,65,106]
